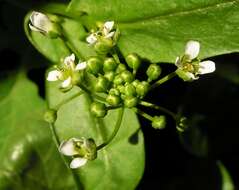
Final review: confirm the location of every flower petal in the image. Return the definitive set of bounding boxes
[59,138,78,156]
[47,70,62,81]
[185,40,200,60]
[104,21,114,31]
[30,11,52,33]
[75,61,87,71]
[198,60,216,74]
[86,34,98,44]
[64,54,75,69]
[175,56,181,67]
[70,157,87,169]
[61,77,72,88]
[105,31,115,39]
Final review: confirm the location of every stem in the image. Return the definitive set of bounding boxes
[54,91,83,110]
[139,100,177,120]
[97,108,124,150]
[77,84,107,103]
[150,72,177,90]
[132,108,154,121]
[111,49,121,64]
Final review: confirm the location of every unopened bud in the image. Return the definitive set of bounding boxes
[90,102,107,118]
[124,96,138,108]
[152,116,166,129]
[44,109,57,123]
[103,58,117,72]
[146,64,162,81]
[94,76,109,92]
[106,94,121,106]
[86,57,103,75]
[125,53,141,70]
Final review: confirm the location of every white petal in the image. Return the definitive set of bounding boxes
[70,157,87,169]
[61,77,72,88]
[185,40,200,60]
[29,23,42,32]
[47,70,62,81]
[59,139,78,156]
[75,62,87,71]
[105,31,115,39]
[104,21,114,31]
[30,11,52,33]
[64,53,75,65]
[86,33,98,44]
[185,72,198,80]
[175,56,181,67]
[198,60,216,74]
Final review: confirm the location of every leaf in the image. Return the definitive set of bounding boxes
[68,0,239,63]
[46,82,145,190]
[217,161,235,190]
[0,72,77,190]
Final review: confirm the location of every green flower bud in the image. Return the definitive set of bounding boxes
[103,58,117,72]
[125,53,141,70]
[124,96,138,108]
[117,84,125,94]
[124,84,136,96]
[146,64,162,81]
[136,81,150,97]
[109,88,120,96]
[104,71,115,82]
[176,117,189,132]
[94,38,113,55]
[113,74,124,85]
[132,79,140,87]
[121,70,134,83]
[90,102,107,118]
[94,76,109,92]
[86,56,103,75]
[116,64,127,74]
[44,109,57,123]
[106,94,121,106]
[152,116,166,129]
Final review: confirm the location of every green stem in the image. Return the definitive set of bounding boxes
[139,100,176,120]
[150,72,176,90]
[53,91,83,110]
[111,49,121,64]
[77,84,107,103]
[132,108,154,121]
[97,108,124,150]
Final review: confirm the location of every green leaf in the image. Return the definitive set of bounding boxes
[47,82,145,190]
[68,0,239,63]
[0,72,77,190]
[217,161,235,190]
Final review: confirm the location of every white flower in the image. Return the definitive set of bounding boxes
[59,138,88,169]
[175,41,216,81]
[59,137,97,169]
[86,21,115,44]
[29,11,53,34]
[47,54,87,89]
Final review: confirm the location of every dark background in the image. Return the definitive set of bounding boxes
[1,1,239,189]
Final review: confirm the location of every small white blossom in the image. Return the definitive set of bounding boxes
[29,11,53,35]
[86,21,115,44]
[59,137,97,169]
[47,54,86,89]
[175,41,216,81]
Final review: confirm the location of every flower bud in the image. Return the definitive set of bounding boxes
[94,76,109,92]
[86,57,103,75]
[176,117,189,132]
[94,38,113,55]
[121,70,134,83]
[104,71,115,82]
[103,58,117,72]
[117,85,125,94]
[124,84,136,96]
[132,79,140,87]
[136,81,150,97]
[90,102,107,118]
[109,88,120,96]
[116,64,127,74]
[29,11,60,38]
[113,75,124,85]
[44,109,57,123]
[152,116,166,129]
[125,53,141,70]
[146,64,162,81]
[124,96,138,108]
[106,94,121,106]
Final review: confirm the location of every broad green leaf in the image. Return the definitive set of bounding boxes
[0,72,77,190]
[68,0,239,63]
[217,161,235,190]
[47,82,145,190]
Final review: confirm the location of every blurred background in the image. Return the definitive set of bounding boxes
[1,0,239,189]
